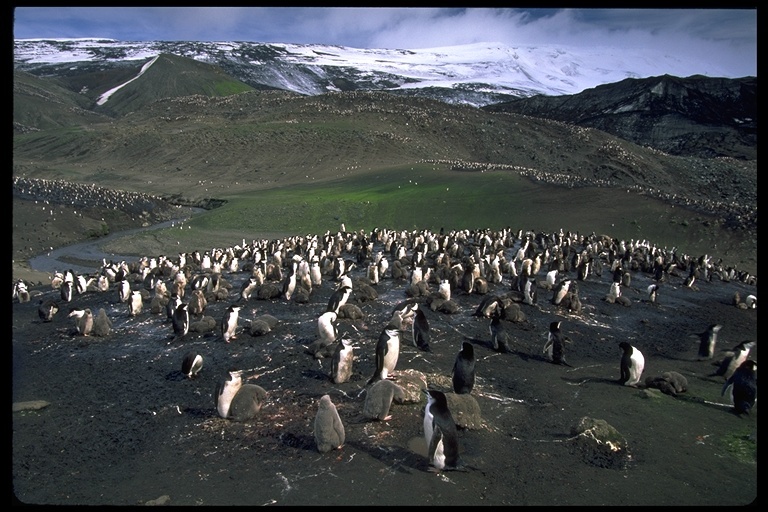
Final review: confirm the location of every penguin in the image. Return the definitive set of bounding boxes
[188,289,207,318]
[166,293,182,322]
[647,283,660,304]
[317,311,339,345]
[215,370,267,421]
[68,308,93,336]
[128,290,143,316]
[221,304,242,343]
[92,308,112,337]
[744,294,757,309]
[543,320,571,366]
[326,285,352,314]
[452,341,476,394]
[331,338,354,384]
[13,279,30,303]
[411,303,431,352]
[172,303,190,340]
[117,279,130,303]
[721,359,757,416]
[367,312,402,384]
[314,394,345,453]
[363,380,405,421]
[696,323,723,360]
[240,277,259,301]
[423,389,460,472]
[282,259,297,300]
[619,341,645,387]
[181,352,203,379]
[473,295,503,318]
[60,279,73,303]
[37,299,59,322]
[522,277,537,305]
[713,341,755,380]
[489,312,510,353]
[552,279,571,305]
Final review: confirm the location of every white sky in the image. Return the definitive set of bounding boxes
[12,7,757,77]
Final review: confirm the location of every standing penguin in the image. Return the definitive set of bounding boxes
[117,279,130,303]
[713,341,755,380]
[128,290,143,316]
[552,279,571,305]
[367,312,403,384]
[166,293,182,322]
[363,380,405,421]
[314,394,345,453]
[172,303,190,340]
[696,324,723,360]
[60,279,73,303]
[619,341,645,387]
[221,304,242,343]
[411,303,431,352]
[543,320,571,366]
[181,352,203,379]
[68,308,94,336]
[326,285,352,314]
[452,342,476,394]
[331,338,354,384]
[423,389,460,472]
[647,283,660,304]
[188,289,207,318]
[92,308,112,337]
[721,359,757,416]
[489,312,510,353]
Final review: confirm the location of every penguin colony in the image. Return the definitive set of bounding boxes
[14,224,757,475]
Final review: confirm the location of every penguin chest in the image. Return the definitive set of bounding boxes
[382,335,400,374]
[217,382,241,419]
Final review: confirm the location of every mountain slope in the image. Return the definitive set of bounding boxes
[483,74,757,160]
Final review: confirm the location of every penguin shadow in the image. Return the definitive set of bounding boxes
[343,437,421,475]
[464,336,530,360]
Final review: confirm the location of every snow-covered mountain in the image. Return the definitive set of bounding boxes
[13,38,744,107]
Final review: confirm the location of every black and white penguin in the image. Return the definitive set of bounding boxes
[543,320,571,366]
[713,341,755,380]
[331,338,354,384]
[619,341,645,387]
[314,394,345,453]
[68,307,93,336]
[13,279,30,303]
[367,312,402,384]
[721,359,757,416]
[215,369,267,421]
[363,380,405,421]
[489,312,510,353]
[552,279,571,305]
[60,279,73,303]
[452,341,476,394]
[128,290,143,316]
[240,277,259,301]
[696,323,723,360]
[423,389,460,472]
[522,277,537,305]
[282,259,298,301]
[411,303,431,352]
[37,299,59,322]
[181,352,203,379]
[117,279,130,303]
[317,311,339,346]
[647,283,660,304]
[221,304,242,343]
[326,285,352,314]
[166,293,182,322]
[172,303,190,340]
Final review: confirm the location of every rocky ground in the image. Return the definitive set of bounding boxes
[12,226,757,506]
